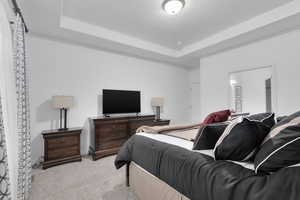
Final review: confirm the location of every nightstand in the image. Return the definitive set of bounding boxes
[42,128,82,169]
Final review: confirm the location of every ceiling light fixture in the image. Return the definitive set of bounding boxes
[163,0,185,15]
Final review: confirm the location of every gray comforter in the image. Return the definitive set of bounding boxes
[115,135,300,200]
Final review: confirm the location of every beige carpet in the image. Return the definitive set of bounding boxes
[30,156,138,200]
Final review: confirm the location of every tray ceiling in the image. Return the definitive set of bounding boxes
[20,0,300,67]
[63,0,292,49]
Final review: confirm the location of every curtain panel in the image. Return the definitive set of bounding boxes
[14,14,31,200]
[0,95,11,200]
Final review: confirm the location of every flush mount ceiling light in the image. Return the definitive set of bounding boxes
[163,0,185,15]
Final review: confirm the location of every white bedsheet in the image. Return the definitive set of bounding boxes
[137,132,255,170]
[137,132,194,150]
[193,149,255,170]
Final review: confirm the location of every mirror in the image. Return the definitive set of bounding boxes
[229,66,276,114]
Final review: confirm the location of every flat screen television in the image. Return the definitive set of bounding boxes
[102,89,141,114]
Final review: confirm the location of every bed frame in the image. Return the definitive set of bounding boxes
[127,162,190,200]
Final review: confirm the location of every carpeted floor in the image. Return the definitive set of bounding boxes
[30,156,139,200]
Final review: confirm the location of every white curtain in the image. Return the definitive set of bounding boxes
[0,2,16,199]
[14,14,31,200]
[0,95,11,200]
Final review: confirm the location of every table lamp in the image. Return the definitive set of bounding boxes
[52,96,74,130]
[151,97,164,121]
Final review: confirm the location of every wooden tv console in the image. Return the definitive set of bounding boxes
[89,115,170,160]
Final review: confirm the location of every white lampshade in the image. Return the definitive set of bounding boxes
[52,96,74,109]
[151,97,164,107]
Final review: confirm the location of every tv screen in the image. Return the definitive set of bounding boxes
[103,89,141,114]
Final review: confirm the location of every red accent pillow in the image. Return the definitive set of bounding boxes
[203,110,231,124]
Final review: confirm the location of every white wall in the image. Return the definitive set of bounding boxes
[27,35,191,164]
[199,28,300,119]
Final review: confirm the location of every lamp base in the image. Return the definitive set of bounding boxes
[155,106,161,121]
[59,108,68,130]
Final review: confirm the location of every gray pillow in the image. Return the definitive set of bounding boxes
[254,111,300,173]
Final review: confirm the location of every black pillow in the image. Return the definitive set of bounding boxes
[246,112,275,128]
[254,111,300,173]
[193,122,228,150]
[214,117,270,161]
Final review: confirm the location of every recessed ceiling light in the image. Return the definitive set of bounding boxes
[163,0,185,15]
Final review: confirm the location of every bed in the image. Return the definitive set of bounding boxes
[115,130,300,200]
[128,132,255,200]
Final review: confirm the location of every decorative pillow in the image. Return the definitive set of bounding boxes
[246,112,275,128]
[193,122,229,150]
[203,109,231,124]
[214,117,270,161]
[254,111,300,173]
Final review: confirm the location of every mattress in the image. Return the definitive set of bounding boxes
[137,132,255,170]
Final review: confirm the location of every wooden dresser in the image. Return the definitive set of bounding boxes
[89,115,170,160]
[42,128,82,169]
